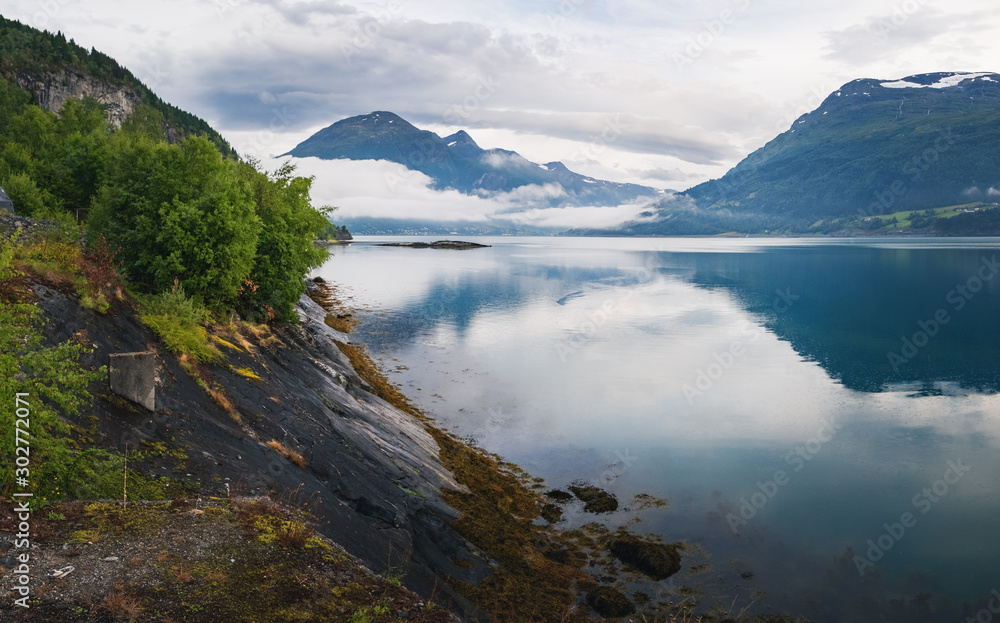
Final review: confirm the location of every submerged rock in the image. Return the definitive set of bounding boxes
[568,484,619,513]
[586,586,635,617]
[607,533,682,580]
[544,489,574,503]
[540,503,563,524]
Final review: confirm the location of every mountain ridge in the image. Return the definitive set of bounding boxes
[595,71,1000,236]
[283,111,666,208]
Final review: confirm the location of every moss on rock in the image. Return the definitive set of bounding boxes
[586,586,635,617]
[607,532,682,580]
[568,484,619,513]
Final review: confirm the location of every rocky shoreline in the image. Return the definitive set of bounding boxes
[0,223,492,617]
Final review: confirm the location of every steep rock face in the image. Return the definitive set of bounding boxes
[16,68,143,128]
[27,274,490,619]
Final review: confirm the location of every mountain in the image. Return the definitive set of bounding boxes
[283,111,664,207]
[603,72,1000,236]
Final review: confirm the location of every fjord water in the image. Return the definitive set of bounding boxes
[314,237,1000,622]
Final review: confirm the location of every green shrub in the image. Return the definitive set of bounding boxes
[138,282,221,363]
[88,134,260,308]
[1,171,55,216]
[1,235,106,507]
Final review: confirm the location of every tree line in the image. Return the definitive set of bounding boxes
[0,76,331,322]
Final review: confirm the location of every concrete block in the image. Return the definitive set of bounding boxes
[109,352,155,411]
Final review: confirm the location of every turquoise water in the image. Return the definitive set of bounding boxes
[314,236,1000,622]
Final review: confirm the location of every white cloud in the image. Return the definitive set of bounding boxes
[267,155,655,229]
[477,183,568,204]
[2,0,999,196]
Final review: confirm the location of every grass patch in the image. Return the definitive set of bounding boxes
[83,502,168,536]
[233,366,263,381]
[138,281,222,363]
[214,336,245,352]
[266,440,305,468]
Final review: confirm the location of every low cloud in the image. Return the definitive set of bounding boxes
[480,151,532,169]
[477,183,568,205]
[277,156,648,230]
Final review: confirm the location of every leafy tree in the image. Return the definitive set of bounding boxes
[0,171,52,216]
[0,78,33,134]
[88,134,260,307]
[119,104,168,142]
[237,160,329,321]
[0,91,110,219]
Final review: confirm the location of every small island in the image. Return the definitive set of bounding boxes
[377,240,491,249]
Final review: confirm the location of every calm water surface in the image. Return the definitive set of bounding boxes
[313,236,1000,622]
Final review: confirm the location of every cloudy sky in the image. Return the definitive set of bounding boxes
[5,0,999,227]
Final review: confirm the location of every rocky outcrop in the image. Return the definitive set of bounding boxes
[27,275,490,619]
[0,213,59,240]
[16,69,143,128]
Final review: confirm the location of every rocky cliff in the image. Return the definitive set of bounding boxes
[16,68,143,129]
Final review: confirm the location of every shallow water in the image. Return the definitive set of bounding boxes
[313,236,1000,622]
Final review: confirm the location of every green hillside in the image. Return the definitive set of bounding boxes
[0,15,233,158]
[610,72,1000,236]
[688,73,1000,221]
